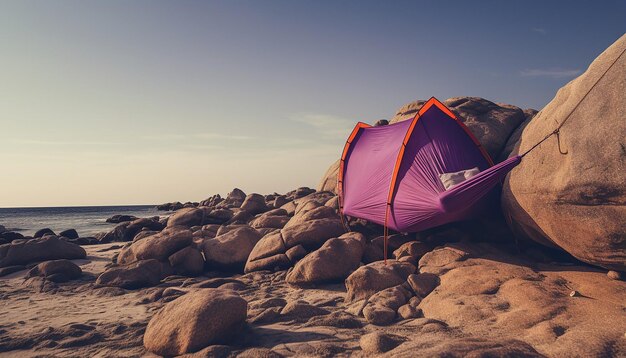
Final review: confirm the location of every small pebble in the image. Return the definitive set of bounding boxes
[569,290,578,297]
[607,270,622,280]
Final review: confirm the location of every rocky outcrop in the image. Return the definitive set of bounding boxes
[502,34,626,271]
[0,236,86,268]
[143,289,247,356]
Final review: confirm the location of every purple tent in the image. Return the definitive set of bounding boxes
[338,97,522,237]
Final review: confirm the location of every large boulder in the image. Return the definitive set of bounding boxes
[240,194,268,215]
[0,236,86,268]
[502,34,626,271]
[143,288,247,356]
[26,259,82,283]
[117,227,193,265]
[286,232,365,285]
[169,246,205,276]
[345,260,415,302]
[202,226,262,271]
[167,208,205,228]
[96,259,165,289]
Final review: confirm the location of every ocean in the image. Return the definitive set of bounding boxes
[0,205,164,237]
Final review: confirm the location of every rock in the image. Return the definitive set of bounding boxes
[167,208,205,228]
[317,160,340,193]
[280,301,329,321]
[273,195,289,208]
[250,215,289,230]
[26,259,82,283]
[99,218,164,243]
[34,228,55,238]
[374,119,389,126]
[58,229,79,240]
[245,253,291,273]
[143,288,247,356]
[0,231,24,242]
[169,246,205,276]
[117,227,193,265]
[502,34,626,271]
[203,209,234,225]
[359,332,404,354]
[397,303,422,319]
[607,270,622,280]
[0,236,86,268]
[202,226,262,271]
[286,232,365,285]
[281,218,345,250]
[225,210,254,225]
[96,259,164,289]
[407,273,440,298]
[418,246,470,275]
[216,188,246,208]
[106,215,138,224]
[345,260,416,302]
[393,241,433,265]
[362,305,396,325]
[285,244,307,263]
[240,194,268,215]
[0,225,5,234]
[0,265,26,277]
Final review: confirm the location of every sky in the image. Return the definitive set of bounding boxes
[0,1,624,207]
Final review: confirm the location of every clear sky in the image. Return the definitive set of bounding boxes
[1,1,624,207]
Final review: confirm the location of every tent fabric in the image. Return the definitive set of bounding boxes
[338,97,522,233]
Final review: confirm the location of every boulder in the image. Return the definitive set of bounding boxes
[34,228,55,238]
[285,244,307,263]
[96,259,164,289]
[216,188,247,208]
[407,273,440,298]
[202,226,262,271]
[281,218,345,250]
[286,232,365,285]
[363,284,413,325]
[26,259,82,283]
[393,241,432,266]
[240,194,268,215]
[284,205,337,229]
[502,34,626,271]
[58,229,79,240]
[143,288,247,356]
[169,246,205,276]
[359,332,404,354]
[117,227,193,265]
[0,231,24,243]
[106,214,138,224]
[317,160,340,193]
[345,260,415,302]
[99,218,164,243]
[0,236,86,268]
[167,208,205,228]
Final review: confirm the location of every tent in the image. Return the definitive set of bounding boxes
[337,97,523,254]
